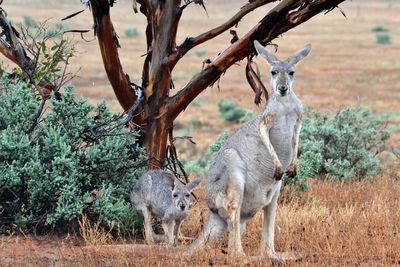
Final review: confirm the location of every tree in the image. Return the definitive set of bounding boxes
[0,0,346,169]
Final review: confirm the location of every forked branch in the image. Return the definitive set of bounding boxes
[0,9,34,77]
[167,0,346,120]
[170,0,276,65]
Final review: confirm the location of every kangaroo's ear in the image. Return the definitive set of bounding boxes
[162,172,176,188]
[286,44,312,65]
[254,40,279,65]
[186,178,202,192]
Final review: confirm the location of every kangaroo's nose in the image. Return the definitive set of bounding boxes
[180,204,186,210]
[279,86,288,94]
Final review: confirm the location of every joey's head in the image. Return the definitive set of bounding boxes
[163,173,201,214]
[254,40,311,98]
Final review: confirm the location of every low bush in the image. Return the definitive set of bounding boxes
[292,107,389,187]
[376,33,391,45]
[194,49,207,57]
[183,131,229,175]
[371,25,388,33]
[124,27,139,38]
[23,16,38,28]
[218,100,254,124]
[0,76,145,234]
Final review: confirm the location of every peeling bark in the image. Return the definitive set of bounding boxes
[90,0,137,113]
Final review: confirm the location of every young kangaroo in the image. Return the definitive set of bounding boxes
[185,41,311,260]
[130,170,201,246]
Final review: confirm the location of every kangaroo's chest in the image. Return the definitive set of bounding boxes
[270,110,298,137]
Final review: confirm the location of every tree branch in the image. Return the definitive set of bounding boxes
[89,0,136,112]
[167,0,346,120]
[169,0,276,65]
[0,9,34,77]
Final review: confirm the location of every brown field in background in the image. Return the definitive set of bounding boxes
[1,0,399,266]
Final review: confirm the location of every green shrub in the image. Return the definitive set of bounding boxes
[293,107,389,185]
[54,22,68,32]
[0,77,145,234]
[376,33,391,45]
[183,131,229,175]
[372,25,389,33]
[23,16,38,28]
[195,49,207,57]
[218,100,254,124]
[124,27,139,38]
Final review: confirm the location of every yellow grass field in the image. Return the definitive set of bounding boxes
[1,0,399,266]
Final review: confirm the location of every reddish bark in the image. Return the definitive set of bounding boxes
[90,0,136,113]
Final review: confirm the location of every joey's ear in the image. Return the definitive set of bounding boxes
[186,179,202,192]
[254,40,279,65]
[162,172,176,188]
[286,44,312,65]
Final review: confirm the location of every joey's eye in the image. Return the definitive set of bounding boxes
[288,71,295,76]
[173,194,178,198]
[271,71,278,76]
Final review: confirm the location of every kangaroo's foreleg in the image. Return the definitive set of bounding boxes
[286,113,302,178]
[259,114,283,180]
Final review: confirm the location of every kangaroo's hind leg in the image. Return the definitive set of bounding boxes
[259,184,280,257]
[136,205,155,245]
[215,148,246,257]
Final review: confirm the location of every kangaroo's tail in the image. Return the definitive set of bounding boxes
[184,211,227,256]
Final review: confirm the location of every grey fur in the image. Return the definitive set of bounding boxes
[185,41,311,261]
[130,170,201,246]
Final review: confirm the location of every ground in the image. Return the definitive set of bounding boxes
[1,0,400,266]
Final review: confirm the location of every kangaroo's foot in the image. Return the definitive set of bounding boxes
[269,251,306,264]
[178,235,195,241]
[152,233,167,243]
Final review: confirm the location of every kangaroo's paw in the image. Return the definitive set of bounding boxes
[273,165,284,180]
[285,163,297,178]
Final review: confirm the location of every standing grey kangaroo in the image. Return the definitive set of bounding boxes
[185,40,311,260]
[130,170,201,246]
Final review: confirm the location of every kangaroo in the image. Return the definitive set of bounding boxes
[185,40,311,260]
[130,170,201,246]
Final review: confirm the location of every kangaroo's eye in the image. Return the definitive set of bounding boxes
[185,194,190,197]
[288,71,295,76]
[173,194,178,198]
[271,71,278,76]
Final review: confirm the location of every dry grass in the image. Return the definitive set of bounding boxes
[78,214,113,246]
[2,169,399,266]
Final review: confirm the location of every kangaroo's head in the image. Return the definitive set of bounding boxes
[254,40,311,98]
[163,173,201,213]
